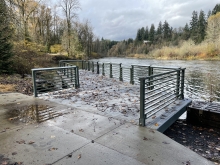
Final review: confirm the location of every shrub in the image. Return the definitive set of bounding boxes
[50,44,63,54]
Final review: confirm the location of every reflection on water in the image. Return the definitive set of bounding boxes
[6,105,63,123]
[94,57,220,102]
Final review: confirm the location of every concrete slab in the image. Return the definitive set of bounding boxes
[96,123,213,165]
[43,110,122,140]
[0,124,90,165]
[55,142,146,165]
[0,93,34,105]
[0,93,214,165]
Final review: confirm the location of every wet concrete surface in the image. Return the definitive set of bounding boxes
[0,92,214,165]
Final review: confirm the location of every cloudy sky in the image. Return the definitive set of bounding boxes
[75,0,219,41]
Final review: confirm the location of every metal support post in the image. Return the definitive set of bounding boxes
[97,62,99,74]
[139,78,146,126]
[92,62,94,73]
[180,68,185,99]
[88,61,90,71]
[110,63,113,78]
[119,63,123,81]
[176,70,180,98]
[32,70,38,97]
[130,65,134,84]
[102,63,105,76]
[76,66,80,88]
[148,66,154,90]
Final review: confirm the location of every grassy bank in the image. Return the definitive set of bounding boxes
[127,39,220,60]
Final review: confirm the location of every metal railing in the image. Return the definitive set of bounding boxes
[185,71,220,102]
[139,68,185,126]
[32,66,79,97]
[59,60,180,86]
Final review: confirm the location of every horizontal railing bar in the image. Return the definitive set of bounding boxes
[139,70,179,80]
[146,84,177,99]
[145,76,177,88]
[146,96,177,118]
[145,90,175,105]
[145,91,176,109]
[32,66,77,72]
[145,94,178,113]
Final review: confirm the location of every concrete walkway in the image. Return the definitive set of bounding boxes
[0,93,213,165]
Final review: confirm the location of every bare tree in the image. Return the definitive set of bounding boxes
[7,0,41,41]
[60,0,80,57]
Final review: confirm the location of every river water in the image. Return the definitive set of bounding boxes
[94,57,220,102]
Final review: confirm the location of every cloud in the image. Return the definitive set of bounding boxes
[77,0,219,40]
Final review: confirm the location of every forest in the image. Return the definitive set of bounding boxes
[107,4,220,60]
[1,0,220,76]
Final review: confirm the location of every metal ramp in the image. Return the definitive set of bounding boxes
[145,98,191,132]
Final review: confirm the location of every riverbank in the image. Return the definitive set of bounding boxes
[0,71,220,164]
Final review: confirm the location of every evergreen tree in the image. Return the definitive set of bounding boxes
[207,10,212,19]
[144,26,149,40]
[197,10,206,43]
[190,11,198,43]
[0,0,13,74]
[149,24,155,42]
[156,21,163,42]
[135,28,142,42]
[182,23,190,40]
[163,20,171,41]
[212,4,220,15]
[140,27,145,41]
[157,21,163,36]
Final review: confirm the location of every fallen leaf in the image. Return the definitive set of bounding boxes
[28,141,35,144]
[155,123,159,126]
[79,129,84,132]
[162,141,170,144]
[16,140,25,144]
[78,154,81,159]
[12,152,17,155]
[152,116,156,119]
[149,129,155,133]
[143,137,148,141]
[48,148,58,151]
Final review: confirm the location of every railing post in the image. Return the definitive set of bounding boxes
[92,61,94,73]
[130,65,134,84]
[102,63,105,76]
[59,61,62,67]
[88,61,90,71]
[110,63,113,78]
[82,60,84,69]
[76,66,80,88]
[176,70,180,98]
[180,68,185,99]
[97,62,99,74]
[32,70,38,97]
[139,78,146,126]
[85,62,88,70]
[74,67,77,88]
[148,66,153,90]
[119,63,123,81]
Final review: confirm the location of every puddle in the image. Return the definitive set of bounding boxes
[5,104,63,123]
